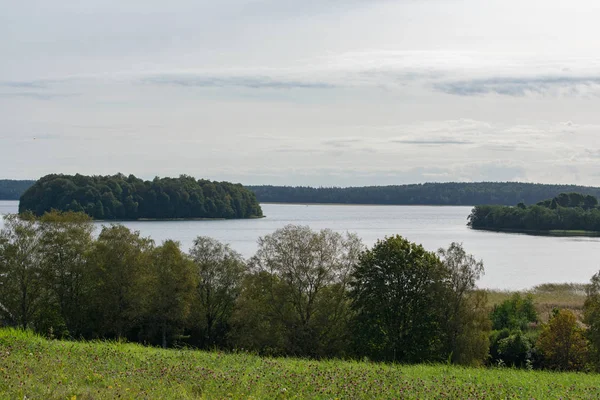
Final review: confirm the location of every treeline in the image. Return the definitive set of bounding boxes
[469,192,600,232]
[0,180,35,200]
[3,212,600,371]
[249,182,600,206]
[19,174,263,220]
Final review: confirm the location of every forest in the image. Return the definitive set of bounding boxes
[249,182,600,205]
[2,210,600,372]
[0,180,35,200]
[468,192,600,233]
[7,179,600,206]
[18,174,263,220]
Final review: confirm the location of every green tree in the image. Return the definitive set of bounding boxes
[37,211,95,337]
[437,242,490,365]
[537,309,589,371]
[0,213,42,329]
[89,225,153,339]
[349,235,449,363]
[249,225,362,357]
[583,271,600,369]
[490,293,537,331]
[230,271,290,356]
[146,240,196,348]
[188,237,246,349]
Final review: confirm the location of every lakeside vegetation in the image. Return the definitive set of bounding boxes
[469,192,600,235]
[3,329,600,400]
[3,211,600,377]
[0,180,35,200]
[18,174,263,220]
[250,182,600,206]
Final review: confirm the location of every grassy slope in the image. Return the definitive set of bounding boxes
[2,329,600,399]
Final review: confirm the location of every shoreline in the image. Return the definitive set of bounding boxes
[471,226,600,237]
[260,202,474,207]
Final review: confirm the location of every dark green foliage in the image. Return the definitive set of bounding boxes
[349,235,449,363]
[489,329,536,368]
[583,271,600,369]
[19,174,262,220]
[0,180,35,200]
[468,193,600,232]
[249,183,600,206]
[490,293,538,331]
[188,237,246,350]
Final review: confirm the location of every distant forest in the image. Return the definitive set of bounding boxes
[7,180,600,207]
[19,174,263,220]
[249,183,600,206]
[468,192,600,233]
[0,180,35,200]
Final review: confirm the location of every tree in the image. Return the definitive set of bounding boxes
[89,225,153,339]
[37,211,94,337]
[230,271,290,356]
[146,240,196,348]
[490,293,537,331]
[0,213,42,329]
[437,242,490,365]
[583,271,600,369]
[537,309,589,371]
[188,237,246,349]
[349,235,449,363]
[249,225,362,357]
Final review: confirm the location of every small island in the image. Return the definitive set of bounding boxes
[19,174,263,220]
[468,192,600,236]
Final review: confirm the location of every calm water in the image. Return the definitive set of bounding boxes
[1,200,599,290]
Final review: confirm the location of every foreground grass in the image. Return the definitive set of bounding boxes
[2,329,600,399]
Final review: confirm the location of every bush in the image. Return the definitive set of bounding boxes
[490,293,537,331]
[537,309,589,371]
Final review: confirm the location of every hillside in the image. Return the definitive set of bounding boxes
[1,329,600,399]
[249,182,600,206]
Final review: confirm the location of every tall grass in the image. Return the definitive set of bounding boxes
[1,328,600,399]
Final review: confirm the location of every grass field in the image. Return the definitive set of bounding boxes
[2,329,600,399]
[486,283,588,322]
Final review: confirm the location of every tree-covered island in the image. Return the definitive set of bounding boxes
[18,174,263,220]
[468,192,600,235]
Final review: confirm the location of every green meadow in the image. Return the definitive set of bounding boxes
[2,329,600,400]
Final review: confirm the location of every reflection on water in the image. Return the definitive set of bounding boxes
[2,200,599,290]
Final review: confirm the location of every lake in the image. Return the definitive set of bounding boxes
[1,200,599,290]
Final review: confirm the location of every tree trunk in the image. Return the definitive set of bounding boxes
[162,323,167,349]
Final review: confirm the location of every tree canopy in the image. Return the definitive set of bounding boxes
[468,192,600,233]
[18,174,263,220]
[249,183,600,206]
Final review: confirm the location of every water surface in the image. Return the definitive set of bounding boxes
[1,200,598,290]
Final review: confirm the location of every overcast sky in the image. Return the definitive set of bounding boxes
[3,0,600,186]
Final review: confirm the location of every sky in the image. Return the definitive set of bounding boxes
[3,0,600,186]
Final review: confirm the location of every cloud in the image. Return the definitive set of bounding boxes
[390,138,473,146]
[142,74,337,90]
[0,92,78,100]
[435,76,600,97]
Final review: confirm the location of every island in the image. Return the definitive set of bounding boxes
[468,192,600,235]
[19,174,263,220]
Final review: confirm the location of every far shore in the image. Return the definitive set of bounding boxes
[260,202,474,207]
[471,226,600,237]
